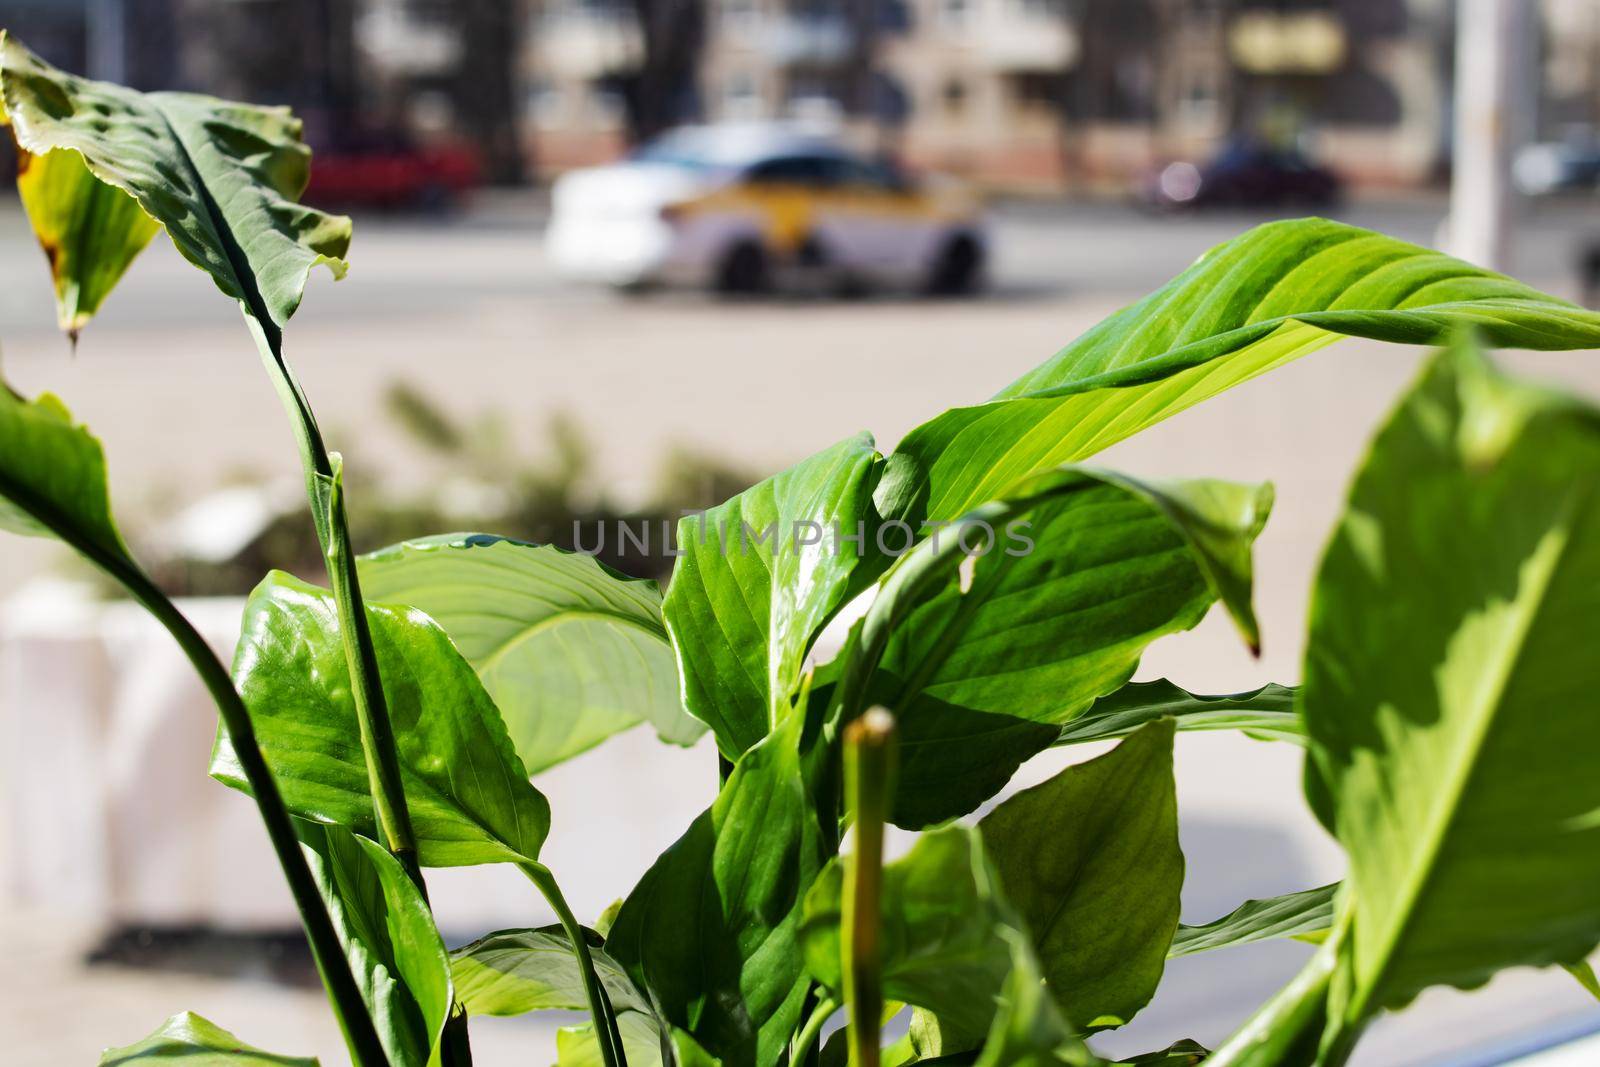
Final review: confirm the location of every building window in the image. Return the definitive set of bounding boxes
[525,79,565,129]
[939,0,970,30]
[943,77,968,115]
[589,83,626,125]
[721,0,762,34]
[724,71,764,119]
[1011,71,1063,112]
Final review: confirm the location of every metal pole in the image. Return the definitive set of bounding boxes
[1448,0,1532,271]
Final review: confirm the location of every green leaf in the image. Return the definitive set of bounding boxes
[1564,961,1600,1002]
[663,432,884,757]
[971,928,1100,1067]
[1057,680,1303,748]
[1114,1040,1208,1066]
[1168,884,1338,959]
[978,721,1182,1031]
[0,34,349,335]
[212,570,551,868]
[359,534,703,773]
[1303,335,1600,1028]
[557,1013,675,1067]
[449,925,648,1019]
[871,470,1269,828]
[0,380,129,563]
[299,823,453,1067]
[99,1012,317,1066]
[802,825,1021,1041]
[895,218,1600,524]
[604,708,825,1067]
[10,145,159,338]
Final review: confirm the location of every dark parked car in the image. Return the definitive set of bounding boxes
[1140,140,1342,210]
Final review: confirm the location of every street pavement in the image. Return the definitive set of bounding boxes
[4,193,1600,1064]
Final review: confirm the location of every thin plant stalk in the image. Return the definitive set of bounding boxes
[1204,919,1347,1067]
[243,315,424,889]
[522,862,629,1067]
[17,489,391,1067]
[843,708,897,1067]
[790,996,840,1067]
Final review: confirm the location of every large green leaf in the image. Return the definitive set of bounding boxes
[0,34,349,335]
[604,708,826,1067]
[99,1013,317,1066]
[1303,336,1600,1034]
[979,721,1182,1031]
[299,823,452,1067]
[0,380,128,562]
[1057,680,1302,748]
[9,145,160,339]
[895,218,1600,524]
[359,534,703,773]
[212,571,551,868]
[450,925,648,1018]
[557,1013,677,1067]
[971,928,1100,1067]
[1114,1041,1207,1066]
[867,470,1269,828]
[663,432,884,757]
[802,825,1020,1042]
[1168,884,1337,959]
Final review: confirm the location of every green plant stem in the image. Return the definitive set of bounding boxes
[26,500,391,1067]
[522,862,628,1067]
[790,996,840,1067]
[1204,926,1345,1067]
[245,315,424,890]
[843,709,897,1067]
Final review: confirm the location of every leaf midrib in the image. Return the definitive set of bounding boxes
[1351,484,1588,1018]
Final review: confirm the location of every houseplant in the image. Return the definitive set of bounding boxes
[3,33,1600,1067]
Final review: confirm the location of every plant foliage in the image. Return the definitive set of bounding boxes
[4,33,1600,1067]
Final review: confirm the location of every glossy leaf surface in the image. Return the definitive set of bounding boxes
[979,721,1182,1031]
[605,709,824,1067]
[0,34,348,332]
[1168,884,1337,959]
[299,823,452,1067]
[450,925,647,1018]
[360,534,702,773]
[1057,680,1302,747]
[895,219,1600,524]
[873,470,1268,828]
[99,1013,317,1066]
[663,432,882,757]
[213,571,550,867]
[1304,337,1600,1023]
[0,380,128,562]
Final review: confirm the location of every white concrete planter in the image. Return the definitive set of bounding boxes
[0,580,716,937]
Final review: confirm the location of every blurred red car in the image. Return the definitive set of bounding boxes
[303,132,481,211]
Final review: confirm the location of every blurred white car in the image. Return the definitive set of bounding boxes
[546,123,988,295]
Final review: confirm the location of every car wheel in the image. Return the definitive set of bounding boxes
[925,234,983,297]
[716,241,770,296]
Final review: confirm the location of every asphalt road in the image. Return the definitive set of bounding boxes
[4,194,1600,1065]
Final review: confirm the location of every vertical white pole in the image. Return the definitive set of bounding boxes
[1449,0,1532,271]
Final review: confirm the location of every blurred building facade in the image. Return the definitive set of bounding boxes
[6,0,1600,189]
